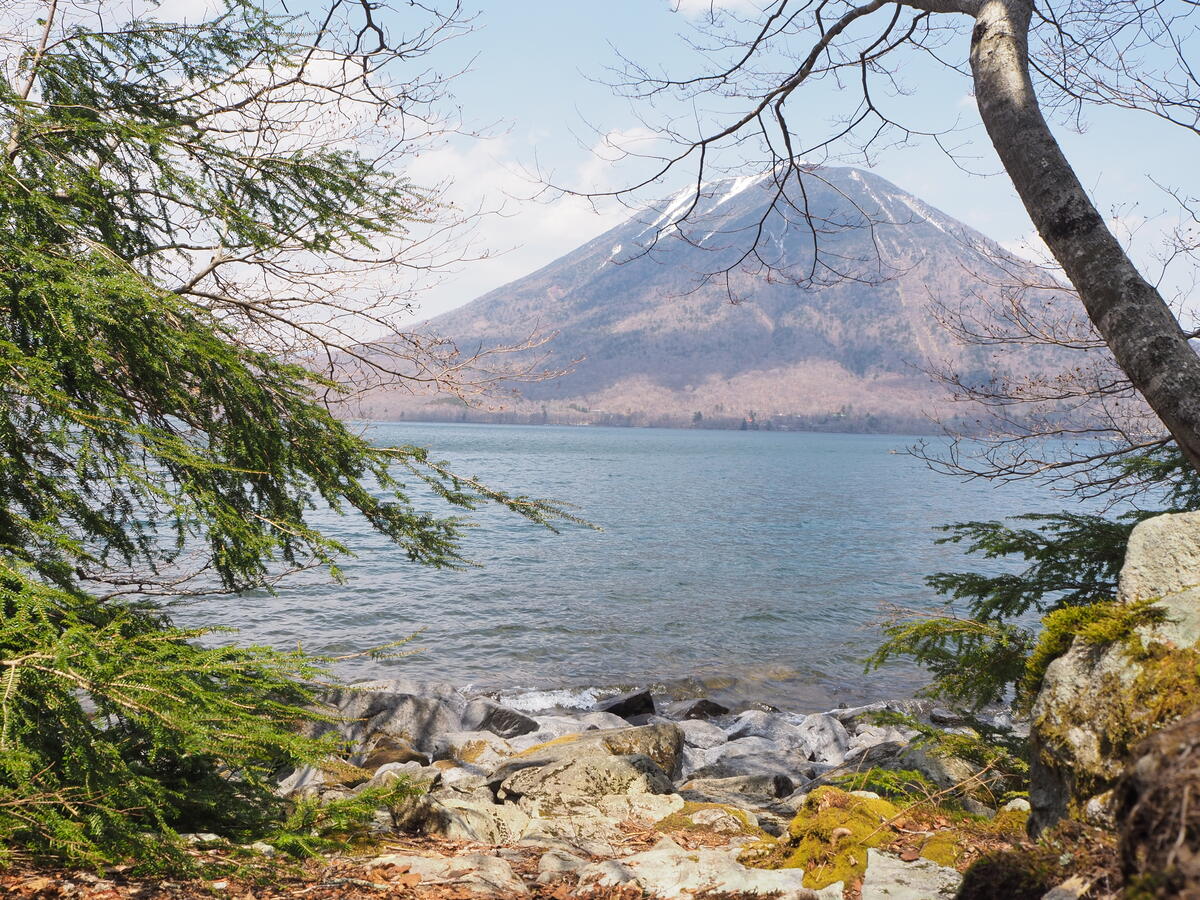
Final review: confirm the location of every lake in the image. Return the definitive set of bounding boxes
[174,422,1056,713]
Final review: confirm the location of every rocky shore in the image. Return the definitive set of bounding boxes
[275,681,1032,899]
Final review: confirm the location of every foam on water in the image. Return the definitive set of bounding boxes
[498,686,605,713]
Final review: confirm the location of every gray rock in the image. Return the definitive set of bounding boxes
[849,725,915,757]
[1002,797,1032,813]
[499,722,684,780]
[365,760,440,790]
[829,702,889,725]
[1030,512,1200,833]
[508,711,629,751]
[689,736,811,781]
[275,764,326,797]
[427,796,530,843]
[727,710,809,752]
[677,717,728,750]
[363,696,465,753]
[367,852,527,895]
[519,817,620,858]
[930,708,970,726]
[499,752,674,815]
[354,734,430,770]
[898,746,983,792]
[429,730,515,771]
[314,683,465,753]
[537,849,587,883]
[577,836,827,900]
[462,698,539,738]
[673,698,731,719]
[1117,510,1200,604]
[595,722,684,777]
[860,849,961,899]
[679,774,795,807]
[796,714,851,765]
[844,740,907,769]
[596,689,656,720]
[336,681,470,720]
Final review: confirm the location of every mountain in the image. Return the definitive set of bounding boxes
[354,166,1061,431]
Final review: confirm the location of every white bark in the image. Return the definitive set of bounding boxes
[968,0,1200,472]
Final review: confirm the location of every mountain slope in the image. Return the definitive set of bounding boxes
[358,166,1060,430]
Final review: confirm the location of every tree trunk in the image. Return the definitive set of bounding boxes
[968,0,1200,474]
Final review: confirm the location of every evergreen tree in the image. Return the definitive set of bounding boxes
[870,446,1200,709]
[0,0,575,868]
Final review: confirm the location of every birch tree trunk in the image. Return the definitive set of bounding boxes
[968,0,1200,473]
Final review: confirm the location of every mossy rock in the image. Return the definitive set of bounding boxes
[741,787,1030,890]
[516,733,583,758]
[754,786,902,889]
[654,801,769,840]
[1032,630,1200,830]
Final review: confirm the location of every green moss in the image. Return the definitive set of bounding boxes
[1019,598,1164,707]
[743,786,1034,887]
[1032,629,1200,812]
[920,831,962,867]
[831,768,937,802]
[654,802,769,839]
[767,787,902,889]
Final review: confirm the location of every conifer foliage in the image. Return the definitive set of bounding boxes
[0,0,571,869]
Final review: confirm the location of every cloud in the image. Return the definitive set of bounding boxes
[400,132,636,321]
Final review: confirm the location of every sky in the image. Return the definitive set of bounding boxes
[391,1,1199,322]
[144,0,1199,322]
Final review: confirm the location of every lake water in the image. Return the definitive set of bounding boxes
[175,423,1056,713]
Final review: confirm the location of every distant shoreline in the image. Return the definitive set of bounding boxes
[345,413,948,438]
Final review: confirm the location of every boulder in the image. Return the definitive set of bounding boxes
[429,730,514,771]
[727,710,809,752]
[508,711,629,751]
[897,745,984,792]
[679,773,798,835]
[364,761,440,790]
[930,707,970,726]
[848,724,915,758]
[326,678,467,717]
[498,751,675,817]
[595,722,684,777]
[505,722,684,778]
[1030,512,1200,833]
[577,836,834,900]
[795,714,851,765]
[519,816,621,858]
[677,717,728,750]
[356,735,429,770]
[462,698,539,739]
[673,698,731,720]
[595,689,656,720]
[315,682,465,753]
[426,796,531,843]
[679,774,795,807]
[537,849,587,883]
[860,849,961,900]
[688,736,811,781]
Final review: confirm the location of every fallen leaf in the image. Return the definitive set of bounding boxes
[900,848,921,862]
